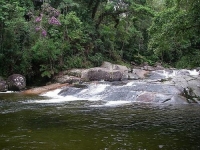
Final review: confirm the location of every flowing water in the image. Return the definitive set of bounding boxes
[0,85,200,150]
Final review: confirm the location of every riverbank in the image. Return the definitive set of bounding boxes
[19,61,200,104]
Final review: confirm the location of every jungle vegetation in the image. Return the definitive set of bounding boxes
[0,0,199,83]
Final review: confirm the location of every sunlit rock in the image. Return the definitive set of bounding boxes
[136,92,156,103]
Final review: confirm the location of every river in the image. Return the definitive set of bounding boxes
[0,90,200,150]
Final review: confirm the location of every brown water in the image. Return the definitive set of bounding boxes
[0,92,200,150]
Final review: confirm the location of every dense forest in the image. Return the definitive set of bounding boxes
[0,0,200,83]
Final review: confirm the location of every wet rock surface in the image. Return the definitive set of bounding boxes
[56,66,200,104]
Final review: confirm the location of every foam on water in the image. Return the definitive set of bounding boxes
[0,91,15,93]
[83,83,110,95]
[162,70,177,78]
[188,69,199,75]
[90,100,132,107]
[40,89,63,98]
[158,69,199,78]
[31,96,85,103]
[125,82,136,86]
[40,84,110,99]
[104,101,132,106]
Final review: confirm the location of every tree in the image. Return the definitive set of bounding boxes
[0,0,30,75]
[148,0,200,68]
[0,0,156,83]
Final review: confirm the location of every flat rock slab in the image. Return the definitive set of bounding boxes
[21,83,69,95]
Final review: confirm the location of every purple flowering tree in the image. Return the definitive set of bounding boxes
[34,3,61,38]
[48,16,61,25]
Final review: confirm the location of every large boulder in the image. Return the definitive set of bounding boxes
[86,67,123,81]
[0,80,8,92]
[7,74,26,91]
[169,75,200,103]
[101,61,129,79]
[54,62,129,83]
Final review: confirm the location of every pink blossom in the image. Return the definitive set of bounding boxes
[42,29,47,37]
[35,17,42,22]
[35,27,40,31]
[48,16,61,25]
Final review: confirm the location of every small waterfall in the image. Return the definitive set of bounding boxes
[158,69,199,78]
[37,82,138,106]
[36,81,180,105]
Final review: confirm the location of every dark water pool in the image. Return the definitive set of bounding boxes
[0,93,200,150]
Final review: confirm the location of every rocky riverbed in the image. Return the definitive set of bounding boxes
[49,62,200,104]
[1,61,200,104]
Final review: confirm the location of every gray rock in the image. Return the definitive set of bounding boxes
[101,61,113,70]
[55,63,200,104]
[101,61,129,80]
[165,95,189,104]
[142,65,156,71]
[131,69,149,79]
[146,70,166,80]
[86,67,123,81]
[128,73,140,80]
[135,92,156,103]
[168,75,200,103]
[81,69,90,81]
[63,69,83,77]
[154,93,173,103]
[7,74,26,91]
[154,65,165,70]
[101,61,128,71]
[54,75,81,84]
[56,62,129,82]
[187,79,200,97]
[0,80,8,92]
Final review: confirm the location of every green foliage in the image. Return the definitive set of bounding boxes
[89,53,104,66]
[31,39,61,77]
[1,0,200,83]
[148,0,200,67]
[0,0,156,79]
[60,12,83,41]
[176,51,200,69]
[65,55,92,68]
[0,1,31,75]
